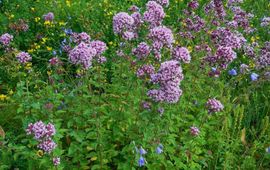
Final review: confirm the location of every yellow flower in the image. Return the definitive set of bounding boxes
[28,49,35,53]
[108,41,113,46]
[8,14,14,19]
[0,94,8,101]
[91,157,97,161]
[251,36,256,43]
[66,0,71,7]
[8,90,14,95]
[188,46,193,52]
[44,21,53,26]
[31,7,35,12]
[255,36,260,40]
[35,17,40,22]
[59,21,66,26]
[47,46,52,51]
[41,38,48,44]
[36,150,44,157]
[47,70,52,76]
[25,63,32,70]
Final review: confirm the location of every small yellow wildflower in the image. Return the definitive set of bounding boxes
[27,49,35,53]
[91,157,97,161]
[36,150,44,157]
[59,21,66,26]
[31,7,35,12]
[47,46,52,51]
[188,46,193,52]
[47,70,52,76]
[66,0,71,7]
[0,94,8,101]
[35,17,40,22]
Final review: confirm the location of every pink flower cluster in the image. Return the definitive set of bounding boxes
[261,17,270,27]
[190,126,200,136]
[132,42,151,60]
[172,47,191,63]
[204,46,237,69]
[16,52,32,64]
[68,33,107,69]
[72,32,91,44]
[211,27,244,49]
[26,121,57,153]
[206,98,224,113]
[153,0,169,7]
[148,60,183,103]
[136,64,155,78]
[256,42,270,69]
[0,33,13,46]
[43,12,54,21]
[143,1,165,27]
[149,26,174,51]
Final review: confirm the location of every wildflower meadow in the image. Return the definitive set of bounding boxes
[0,0,269,169]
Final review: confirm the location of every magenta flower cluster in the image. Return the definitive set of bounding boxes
[256,42,270,69]
[26,121,57,153]
[149,26,174,51]
[172,47,191,63]
[190,126,200,136]
[148,60,183,103]
[0,33,13,46]
[68,33,107,69]
[206,98,224,113]
[136,64,155,78]
[153,0,169,7]
[132,42,151,60]
[143,1,165,27]
[16,52,32,64]
[43,12,54,21]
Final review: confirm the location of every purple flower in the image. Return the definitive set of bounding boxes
[132,42,151,60]
[240,64,249,74]
[90,40,107,55]
[188,1,199,9]
[37,138,57,153]
[153,0,169,7]
[16,52,32,64]
[68,42,97,69]
[228,69,237,76]
[250,73,259,81]
[136,64,155,78]
[142,101,151,110]
[43,12,54,21]
[138,156,146,167]
[172,47,191,63]
[149,26,174,51]
[143,1,165,27]
[148,60,183,103]
[72,32,91,44]
[49,57,60,66]
[156,144,163,154]
[261,17,270,27]
[206,98,224,113]
[190,126,200,136]
[53,157,60,166]
[0,33,13,46]
[113,12,134,34]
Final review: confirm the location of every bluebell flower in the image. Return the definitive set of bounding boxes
[52,50,57,56]
[138,156,145,167]
[64,28,72,35]
[250,73,259,81]
[139,147,147,155]
[156,144,163,154]
[228,69,237,76]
